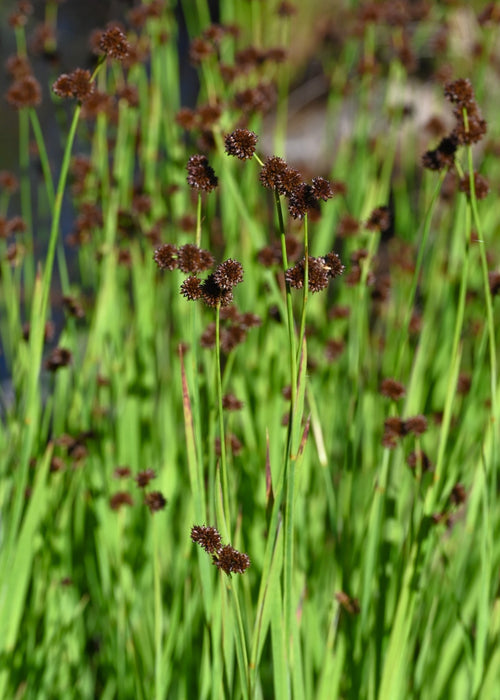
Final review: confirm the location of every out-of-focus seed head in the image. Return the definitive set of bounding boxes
[135,468,156,488]
[45,347,72,372]
[186,154,218,192]
[109,492,133,510]
[144,491,167,513]
[7,75,42,109]
[222,393,244,411]
[458,171,490,199]
[422,134,458,171]
[365,206,391,232]
[153,244,178,271]
[380,378,406,400]
[97,24,131,60]
[177,244,215,273]
[53,68,95,101]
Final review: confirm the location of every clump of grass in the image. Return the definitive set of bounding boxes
[0,1,499,698]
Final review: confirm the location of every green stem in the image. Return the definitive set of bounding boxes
[395,171,446,375]
[215,303,231,539]
[196,192,202,248]
[153,517,163,700]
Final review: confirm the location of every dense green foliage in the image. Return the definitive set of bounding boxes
[0,1,499,698]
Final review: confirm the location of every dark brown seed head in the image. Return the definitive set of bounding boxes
[186,154,218,192]
[109,492,134,510]
[224,128,258,159]
[337,214,360,238]
[62,295,85,319]
[69,68,95,100]
[380,378,406,400]
[191,524,222,553]
[458,172,490,199]
[288,183,320,220]
[259,156,301,196]
[285,257,333,293]
[154,243,178,271]
[404,415,428,436]
[488,271,500,296]
[177,244,214,273]
[277,1,298,16]
[135,468,156,488]
[213,544,250,575]
[45,347,72,372]
[325,338,345,362]
[200,274,234,307]
[422,134,458,171]
[145,491,167,513]
[323,251,345,278]
[222,393,244,411]
[366,206,391,232]
[407,450,433,473]
[6,54,32,80]
[0,171,19,194]
[114,466,132,479]
[189,37,216,64]
[7,75,42,109]
[449,482,467,506]
[452,112,487,146]
[180,276,203,301]
[213,259,244,289]
[444,78,476,110]
[311,177,335,201]
[384,416,407,437]
[175,107,198,130]
[98,25,131,60]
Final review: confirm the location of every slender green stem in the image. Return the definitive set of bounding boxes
[196,192,202,248]
[153,517,163,700]
[227,578,250,700]
[395,171,446,375]
[215,303,231,538]
[297,215,309,360]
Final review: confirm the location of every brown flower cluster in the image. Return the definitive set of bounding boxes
[382,414,428,448]
[259,156,337,220]
[224,129,258,160]
[6,74,42,109]
[458,171,489,200]
[423,79,487,172]
[285,252,345,293]
[180,259,244,308]
[153,243,215,272]
[96,24,131,60]
[365,206,391,233]
[191,525,250,576]
[200,306,261,353]
[432,482,467,529]
[52,68,95,101]
[45,347,72,372]
[380,378,406,401]
[186,154,218,192]
[109,466,166,512]
[257,234,301,268]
